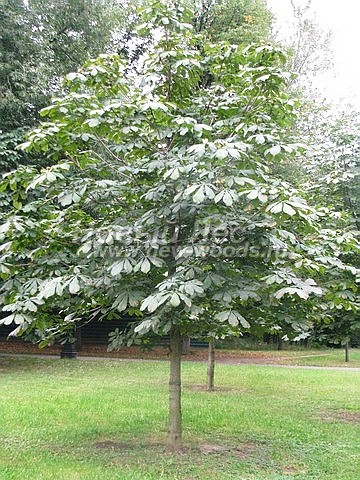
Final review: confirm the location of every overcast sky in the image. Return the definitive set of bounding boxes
[266,0,360,109]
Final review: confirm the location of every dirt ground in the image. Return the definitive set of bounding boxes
[1,340,360,372]
[0,339,308,364]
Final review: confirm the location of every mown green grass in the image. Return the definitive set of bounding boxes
[214,347,360,368]
[0,356,359,480]
[281,349,360,367]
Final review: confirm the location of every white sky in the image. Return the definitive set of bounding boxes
[266,0,360,109]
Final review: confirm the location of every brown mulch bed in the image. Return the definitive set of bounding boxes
[0,339,61,356]
[0,339,285,364]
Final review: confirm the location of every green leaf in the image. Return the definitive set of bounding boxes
[247,190,258,200]
[170,293,180,307]
[193,187,205,204]
[239,315,250,329]
[69,277,80,294]
[268,145,281,155]
[282,203,296,216]
[216,148,228,160]
[254,134,265,144]
[66,72,77,81]
[58,192,73,206]
[110,262,123,276]
[140,258,151,274]
[88,118,100,128]
[0,314,15,325]
[41,281,56,299]
[113,292,128,311]
[222,191,233,207]
[268,202,282,214]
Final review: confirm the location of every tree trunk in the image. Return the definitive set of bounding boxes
[182,336,191,355]
[345,341,349,362]
[167,327,182,450]
[277,334,283,351]
[207,338,215,392]
[60,341,77,359]
[75,325,82,352]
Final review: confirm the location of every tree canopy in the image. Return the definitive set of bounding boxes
[0,0,128,173]
[1,0,359,448]
[193,0,271,44]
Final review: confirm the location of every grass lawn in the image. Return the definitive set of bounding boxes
[281,349,360,368]
[0,356,359,480]
[211,348,360,368]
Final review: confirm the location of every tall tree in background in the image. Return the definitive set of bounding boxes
[268,0,359,357]
[299,107,360,358]
[193,0,271,44]
[288,0,333,80]
[0,0,127,172]
[0,0,273,175]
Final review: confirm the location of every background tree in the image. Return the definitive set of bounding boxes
[0,0,127,173]
[287,0,333,80]
[193,0,271,44]
[296,104,359,359]
[267,1,359,360]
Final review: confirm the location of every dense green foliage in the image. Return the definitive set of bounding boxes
[0,0,358,449]
[0,0,274,188]
[0,0,126,132]
[0,0,127,173]
[298,107,360,349]
[0,0,357,350]
[1,0,351,342]
[193,0,271,44]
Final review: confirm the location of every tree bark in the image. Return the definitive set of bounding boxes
[75,325,82,352]
[167,327,182,450]
[277,334,283,351]
[207,338,215,392]
[182,335,191,355]
[345,341,349,362]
